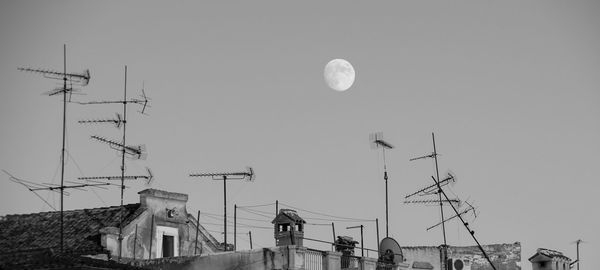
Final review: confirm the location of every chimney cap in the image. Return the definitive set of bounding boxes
[271,209,305,224]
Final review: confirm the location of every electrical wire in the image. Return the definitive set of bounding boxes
[279,202,375,222]
[238,208,274,219]
[237,202,276,208]
[201,211,271,222]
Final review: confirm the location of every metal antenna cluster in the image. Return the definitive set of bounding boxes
[189,167,255,251]
[369,132,393,239]
[77,66,151,261]
[15,45,91,254]
[409,133,496,270]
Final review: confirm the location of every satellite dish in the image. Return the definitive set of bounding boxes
[379,237,403,264]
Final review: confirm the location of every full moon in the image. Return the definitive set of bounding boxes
[324,59,355,91]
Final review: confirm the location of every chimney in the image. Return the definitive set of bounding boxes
[271,209,306,247]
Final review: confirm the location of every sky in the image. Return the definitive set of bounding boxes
[1,1,599,269]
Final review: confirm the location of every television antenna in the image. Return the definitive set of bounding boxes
[78,167,154,185]
[570,239,586,270]
[16,45,91,253]
[404,173,456,199]
[76,66,150,261]
[189,167,255,251]
[403,198,461,206]
[78,113,124,129]
[426,201,476,231]
[369,132,394,238]
[410,133,497,270]
[3,170,119,210]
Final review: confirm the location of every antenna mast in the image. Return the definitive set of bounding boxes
[17,45,91,253]
[409,133,497,270]
[370,132,394,238]
[189,167,255,251]
[571,239,585,270]
[77,66,150,261]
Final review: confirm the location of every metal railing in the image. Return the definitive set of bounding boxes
[341,254,360,269]
[305,248,325,270]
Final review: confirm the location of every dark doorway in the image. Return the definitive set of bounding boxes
[162,235,174,257]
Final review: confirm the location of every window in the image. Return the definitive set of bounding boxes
[155,226,179,258]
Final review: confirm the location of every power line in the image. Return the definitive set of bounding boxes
[237,202,276,208]
[238,208,274,218]
[279,202,374,222]
[202,211,270,222]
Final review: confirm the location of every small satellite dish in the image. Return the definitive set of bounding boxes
[379,237,403,264]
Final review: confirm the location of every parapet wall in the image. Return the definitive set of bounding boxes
[402,243,521,270]
[129,246,302,270]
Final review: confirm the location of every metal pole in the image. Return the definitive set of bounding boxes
[60,44,66,254]
[276,200,278,215]
[118,66,128,261]
[383,147,389,238]
[133,224,138,259]
[332,222,336,242]
[195,210,200,255]
[149,214,154,259]
[376,218,380,255]
[234,204,237,251]
[576,240,580,270]
[290,223,295,245]
[432,133,447,270]
[360,225,364,258]
[433,173,497,270]
[223,175,227,251]
[249,231,253,249]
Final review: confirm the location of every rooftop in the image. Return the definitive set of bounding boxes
[0,203,144,255]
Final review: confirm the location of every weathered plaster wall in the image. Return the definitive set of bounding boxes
[402,243,521,270]
[102,189,221,260]
[131,246,294,270]
[403,246,443,270]
[448,243,521,270]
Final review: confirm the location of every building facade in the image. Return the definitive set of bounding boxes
[0,188,223,264]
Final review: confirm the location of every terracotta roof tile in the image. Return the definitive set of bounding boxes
[0,203,143,255]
